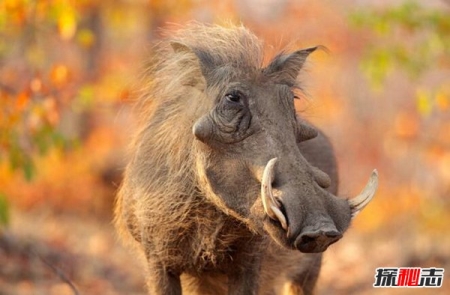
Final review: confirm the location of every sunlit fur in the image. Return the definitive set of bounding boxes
[115,23,264,256]
[114,23,324,295]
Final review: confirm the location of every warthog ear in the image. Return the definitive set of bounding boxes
[170,41,214,89]
[170,41,190,53]
[296,118,318,142]
[171,41,217,87]
[263,47,320,87]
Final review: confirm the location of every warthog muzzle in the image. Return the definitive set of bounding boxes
[295,228,342,253]
[261,158,378,253]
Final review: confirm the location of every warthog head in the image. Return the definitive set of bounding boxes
[170,28,378,253]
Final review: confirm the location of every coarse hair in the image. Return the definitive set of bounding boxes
[115,22,266,264]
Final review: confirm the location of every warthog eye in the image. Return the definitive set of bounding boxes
[225,90,243,104]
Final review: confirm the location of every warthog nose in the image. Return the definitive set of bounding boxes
[295,230,342,253]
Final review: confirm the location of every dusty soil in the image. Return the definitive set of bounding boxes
[1,209,449,295]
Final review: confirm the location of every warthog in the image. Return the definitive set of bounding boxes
[115,23,378,295]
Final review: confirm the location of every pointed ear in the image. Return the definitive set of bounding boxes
[170,41,190,53]
[263,47,318,86]
[170,41,216,87]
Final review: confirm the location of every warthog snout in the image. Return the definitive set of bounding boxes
[295,227,342,253]
[261,157,378,253]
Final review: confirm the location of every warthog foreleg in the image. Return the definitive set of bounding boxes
[287,254,322,295]
[228,264,261,295]
[146,262,182,295]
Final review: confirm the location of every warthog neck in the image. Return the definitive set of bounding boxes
[144,195,266,273]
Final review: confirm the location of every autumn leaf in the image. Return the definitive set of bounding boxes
[436,87,449,111]
[77,28,95,48]
[0,192,9,227]
[16,90,30,111]
[416,88,432,117]
[57,6,77,40]
[394,111,419,139]
[50,64,70,87]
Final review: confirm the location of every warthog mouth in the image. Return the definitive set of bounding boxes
[260,157,378,252]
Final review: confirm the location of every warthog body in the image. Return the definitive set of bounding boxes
[115,23,377,295]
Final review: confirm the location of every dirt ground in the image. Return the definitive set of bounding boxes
[1,208,449,295]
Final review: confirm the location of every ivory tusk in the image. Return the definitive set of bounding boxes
[261,158,288,230]
[349,169,378,219]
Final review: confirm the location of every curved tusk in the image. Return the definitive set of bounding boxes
[261,158,279,206]
[269,205,288,231]
[261,158,288,230]
[349,169,379,219]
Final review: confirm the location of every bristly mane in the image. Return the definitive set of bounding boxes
[136,23,264,120]
[129,23,266,196]
[115,24,266,256]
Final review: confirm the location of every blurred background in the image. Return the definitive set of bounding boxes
[0,0,449,294]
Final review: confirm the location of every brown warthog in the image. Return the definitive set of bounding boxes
[115,23,378,295]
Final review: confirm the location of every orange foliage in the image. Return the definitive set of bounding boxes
[1,1,449,294]
[394,111,419,139]
[0,0,447,241]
